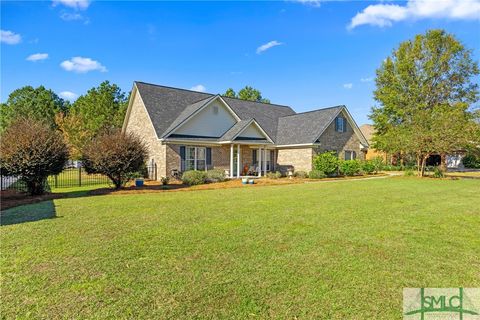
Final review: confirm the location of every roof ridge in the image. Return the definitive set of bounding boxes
[135,81,214,96]
[221,95,292,109]
[279,105,344,119]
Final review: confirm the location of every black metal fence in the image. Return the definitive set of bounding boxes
[1,164,157,192]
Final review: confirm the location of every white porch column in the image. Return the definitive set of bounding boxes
[236,144,241,178]
[230,144,234,178]
[263,148,267,176]
[258,147,262,177]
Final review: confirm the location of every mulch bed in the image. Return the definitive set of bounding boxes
[1,190,66,211]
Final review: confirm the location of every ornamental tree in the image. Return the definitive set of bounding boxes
[0,118,69,195]
[81,130,148,189]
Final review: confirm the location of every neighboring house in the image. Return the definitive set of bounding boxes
[122,82,369,179]
[359,124,388,162]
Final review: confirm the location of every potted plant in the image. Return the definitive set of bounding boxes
[132,172,144,187]
[242,177,248,184]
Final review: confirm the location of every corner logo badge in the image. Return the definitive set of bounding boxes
[404,288,480,320]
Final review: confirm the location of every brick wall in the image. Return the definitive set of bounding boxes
[315,110,365,160]
[277,148,314,172]
[124,91,166,179]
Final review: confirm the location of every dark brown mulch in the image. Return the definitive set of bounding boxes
[0,190,65,211]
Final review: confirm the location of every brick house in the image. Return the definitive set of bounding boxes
[122,82,369,179]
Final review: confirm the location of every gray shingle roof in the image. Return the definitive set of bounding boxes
[275,106,344,145]
[219,120,252,142]
[134,82,347,145]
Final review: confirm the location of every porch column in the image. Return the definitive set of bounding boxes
[263,148,267,176]
[236,144,241,178]
[258,147,262,177]
[230,144,234,178]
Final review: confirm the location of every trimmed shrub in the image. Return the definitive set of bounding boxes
[339,160,361,176]
[361,160,376,174]
[312,152,339,175]
[294,171,308,178]
[404,169,415,176]
[161,176,170,185]
[308,170,326,179]
[0,118,69,195]
[181,170,206,185]
[266,171,282,179]
[82,130,148,189]
[205,169,227,183]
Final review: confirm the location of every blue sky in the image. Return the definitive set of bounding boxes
[1,0,479,125]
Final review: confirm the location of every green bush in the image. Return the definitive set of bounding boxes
[181,170,206,185]
[161,176,170,185]
[404,169,415,176]
[462,153,480,168]
[308,170,326,179]
[294,171,308,178]
[361,160,376,174]
[313,152,339,175]
[371,157,384,173]
[433,167,445,178]
[205,169,227,183]
[266,171,282,179]
[339,160,361,176]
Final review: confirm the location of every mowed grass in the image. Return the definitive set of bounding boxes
[1,177,479,319]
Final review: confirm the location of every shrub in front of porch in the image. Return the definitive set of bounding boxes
[181,170,207,185]
[308,170,326,179]
[266,171,282,179]
[205,169,227,183]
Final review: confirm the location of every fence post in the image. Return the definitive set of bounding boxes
[154,164,157,181]
[79,166,82,187]
[55,175,58,188]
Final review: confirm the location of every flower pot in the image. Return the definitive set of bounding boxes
[242,178,248,184]
[248,179,254,184]
[135,178,144,187]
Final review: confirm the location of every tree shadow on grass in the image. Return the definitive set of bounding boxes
[0,200,58,226]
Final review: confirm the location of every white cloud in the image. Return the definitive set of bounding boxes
[256,40,284,54]
[343,83,353,89]
[60,12,83,21]
[1,30,21,45]
[292,0,321,7]
[360,77,373,82]
[60,56,107,73]
[190,84,206,92]
[53,0,90,10]
[349,0,480,29]
[26,53,49,62]
[59,91,78,100]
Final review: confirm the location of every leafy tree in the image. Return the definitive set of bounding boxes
[224,88,236,98]
[57,81,129,158]
[370,29,479,176]
[223,86,270,103]
[0,86,67,131]
[0,118,69,195]
[82,130,148,189]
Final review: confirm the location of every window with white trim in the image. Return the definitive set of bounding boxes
[344,150,356,160]
[185,146,206,171]
[335,117,346,133]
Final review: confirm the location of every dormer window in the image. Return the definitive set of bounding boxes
[335,116,346,133]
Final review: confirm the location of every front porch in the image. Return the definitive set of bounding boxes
[226,144,275,178]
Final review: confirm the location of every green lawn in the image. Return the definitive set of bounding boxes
[1,177,479,319]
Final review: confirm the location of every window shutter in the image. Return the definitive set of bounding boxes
[343,118,347,132]
[206,147,212,168]
[180,146,186,171]
[335,117,338,131]
[270,150,275,170]
[252,149,257,165]
[353,151,356,160]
